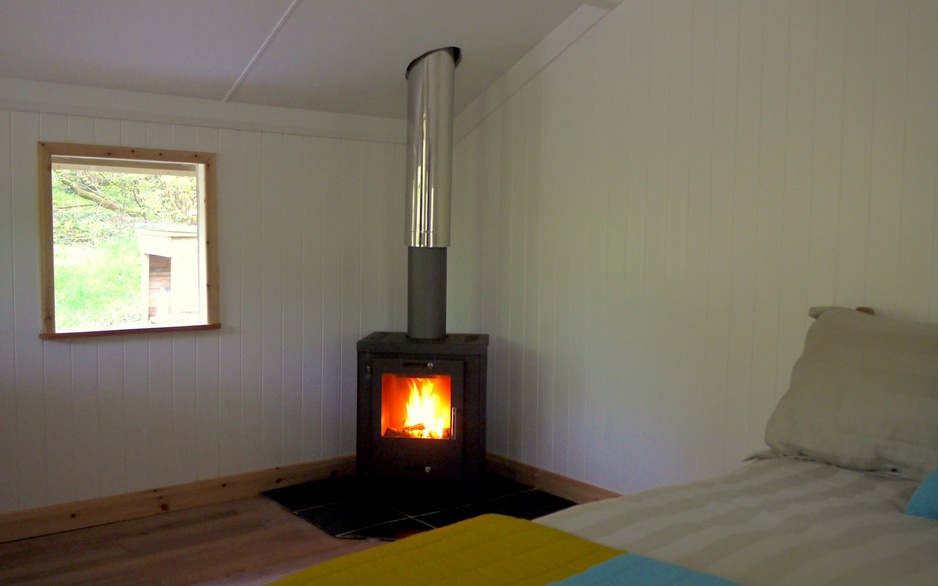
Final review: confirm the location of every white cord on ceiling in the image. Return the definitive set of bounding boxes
[223,0,302,103]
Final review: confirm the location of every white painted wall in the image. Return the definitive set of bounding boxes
[450,0,938,494]
[0,83,408,513]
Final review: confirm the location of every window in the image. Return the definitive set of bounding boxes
[38,142,219,338]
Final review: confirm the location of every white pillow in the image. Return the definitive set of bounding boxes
[765,308,938,481]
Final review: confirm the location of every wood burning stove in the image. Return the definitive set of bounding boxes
[357,48,487,484]
[357,332,488,483]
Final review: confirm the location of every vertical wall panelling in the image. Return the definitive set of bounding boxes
[238,131,265,474]
[702,0,737,479]
[685,0,717,482]
[545,61,574,478]
[533,69,556,475]
[194,329,221,481]
[507,90,526,463]
[911,0,938,321]
[521,83,541,469]
[564,39,591,483]
[148,329,176,486]
[748,0,787,459]
[385,145,408,331]
[96,342,125,496]
[46,326,78,501]
[12,110,46,510]
[480,111,501,453]
[261,132,285,469]
[370,144,396,331]
[94,118,122,144]
[280,134,306,467]
[171,332,198,484]
[899,0,938,316]
[619,0,656,492]
[453,0,938,494]
[216,128,244,478]
[392,145,409,330]
[494,106,512,457]
[450,129,484,333]
[581,24,614,488]
[339,141,362,455]
[774,0,816,402]
[864,1,902,309]
[838,4,878,305]
[301,137,325,462]
[319,139,344,459]
[721,0,762,470]
[0,109,17,509]
[662,1,695,485]
[70,116,96,141]
[592,10,627,490]
[0,97,407,512]
[361,141,404,331]
[358,144,378,350]
[804,1,845,309]
[122,335,150,493]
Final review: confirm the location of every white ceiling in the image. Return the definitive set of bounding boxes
[0,0,621,120]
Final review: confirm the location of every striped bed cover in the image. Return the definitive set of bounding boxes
[537,457,938,585]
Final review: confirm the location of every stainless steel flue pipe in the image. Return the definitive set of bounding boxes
[405,47,460,340]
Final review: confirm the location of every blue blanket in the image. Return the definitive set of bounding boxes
[551,553,741,585]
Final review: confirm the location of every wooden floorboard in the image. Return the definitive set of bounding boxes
[0,497,381,585]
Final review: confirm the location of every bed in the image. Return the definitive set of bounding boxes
[272,307,938,585]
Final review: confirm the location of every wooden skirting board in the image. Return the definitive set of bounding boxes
[486,452,620,504]
[0,452,617,544]
[0,456,356,544]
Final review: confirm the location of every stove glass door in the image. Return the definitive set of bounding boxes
[381,373,453,440]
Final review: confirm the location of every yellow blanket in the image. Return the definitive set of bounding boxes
[270,514,623,586]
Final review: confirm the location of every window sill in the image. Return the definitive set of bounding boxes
[40,323,222,340]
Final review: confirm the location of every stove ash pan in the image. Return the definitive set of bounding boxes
[356,332,488,483]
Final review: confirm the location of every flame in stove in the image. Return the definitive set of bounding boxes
[404,378,450,439]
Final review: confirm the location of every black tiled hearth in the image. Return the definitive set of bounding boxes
[261,473,575,541]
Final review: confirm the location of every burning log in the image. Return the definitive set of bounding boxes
[384,423,426,438]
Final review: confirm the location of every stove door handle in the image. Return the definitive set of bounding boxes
[402,360,435,371]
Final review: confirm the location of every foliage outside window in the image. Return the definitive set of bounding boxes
[38,142,219,338]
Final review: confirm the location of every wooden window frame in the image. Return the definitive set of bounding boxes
[38,142,220,339]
